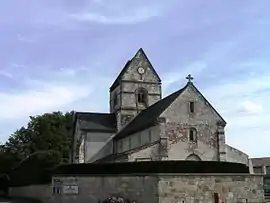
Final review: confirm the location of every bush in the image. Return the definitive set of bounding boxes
[8,150,61,187]
[101,195,137,203]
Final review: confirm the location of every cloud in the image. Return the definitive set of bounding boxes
[0,70,12,78]
[17,34,39,43]
[238,101,263,115]
[69,7,160,25]
[199,74,270,157]
[0,81,91,121]
[68,0,176,25]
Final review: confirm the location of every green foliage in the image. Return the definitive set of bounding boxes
[0,111,74,184]
[9,150,61,186]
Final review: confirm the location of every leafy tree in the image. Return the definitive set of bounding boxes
[1,111,74,175]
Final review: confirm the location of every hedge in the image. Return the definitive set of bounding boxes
[54,160,249,175]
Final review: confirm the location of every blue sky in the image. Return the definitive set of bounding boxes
[0,0,269,158]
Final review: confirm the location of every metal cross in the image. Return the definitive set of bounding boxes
[186,74,194,82]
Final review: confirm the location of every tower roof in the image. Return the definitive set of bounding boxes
[110,48,161,91]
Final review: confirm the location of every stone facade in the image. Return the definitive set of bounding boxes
[109,49,162,130]
[16,174,259,203]
[72,48,255,170]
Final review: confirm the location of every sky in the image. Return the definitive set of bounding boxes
[0,0,269,158]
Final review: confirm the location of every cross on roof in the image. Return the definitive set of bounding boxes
[186,74,194,83]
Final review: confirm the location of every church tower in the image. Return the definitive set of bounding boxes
[109,48,162,130]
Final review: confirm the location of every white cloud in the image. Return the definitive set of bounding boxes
[238,100,263,115]
[68,0,176,25]
[69,7,159,25]
[200,74,270,157]
[0,70,12,78]
[17,34,39,43]
[0,82,91,121]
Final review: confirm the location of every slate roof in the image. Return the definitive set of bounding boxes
[251,157,270,167]
[75,112,117,133]
[114,85,187,140]
[110,48,161,91]
[114,81,227,140]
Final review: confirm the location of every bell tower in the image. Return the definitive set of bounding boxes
[109,48,162,130]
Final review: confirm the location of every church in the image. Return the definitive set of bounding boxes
[71,48,253,172]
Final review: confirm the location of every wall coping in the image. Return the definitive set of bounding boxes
[53,173,263,177]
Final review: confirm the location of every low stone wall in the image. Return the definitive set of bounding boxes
[9,184,51,203]
[51,174,264,203]
[226,144,249,166]
[8,174,265,203]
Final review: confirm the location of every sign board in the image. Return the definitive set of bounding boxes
[63,185,79,195]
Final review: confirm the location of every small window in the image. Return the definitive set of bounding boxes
[189,101,194,113]
[113,94,118,106]
[189,128,197,142]
[137,88,147,104]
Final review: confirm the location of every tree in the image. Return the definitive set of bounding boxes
[1,111,74,174]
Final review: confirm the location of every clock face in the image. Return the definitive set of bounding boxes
[137,67,145,74]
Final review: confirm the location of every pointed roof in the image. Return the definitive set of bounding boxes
[114,80,226,140]
[110,48,161,91]
[114,85,187,139]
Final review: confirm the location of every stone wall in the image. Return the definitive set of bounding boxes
[9,174,264,203]
[116,125,160,154]
[158,174,264,203]
[226,144,249,166]
[160,84,224,161]
[9,184,52,203]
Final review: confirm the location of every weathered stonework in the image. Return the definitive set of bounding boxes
[15,174,260,203]
[160,84,222,161]
[109,49,162,130]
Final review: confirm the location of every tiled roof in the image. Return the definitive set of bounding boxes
[75,112,117,132]
[114,85,187,139]
[251,157,270,167]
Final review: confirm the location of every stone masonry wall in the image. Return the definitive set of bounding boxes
[161,84,222,161]
[226,144,249,166]
[158,174,264,203]
[52,175,158,203]
[9,174,264,203]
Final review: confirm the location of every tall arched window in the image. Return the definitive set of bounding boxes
[136,88,148,105]
[189,127,197,142]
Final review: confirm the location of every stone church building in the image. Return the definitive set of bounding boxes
[71,48,253,171]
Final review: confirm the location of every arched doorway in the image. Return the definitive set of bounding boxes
[186,154,201,161]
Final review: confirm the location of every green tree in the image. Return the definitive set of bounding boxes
[1,111,74,173]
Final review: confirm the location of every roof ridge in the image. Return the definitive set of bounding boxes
[114,85,187,139]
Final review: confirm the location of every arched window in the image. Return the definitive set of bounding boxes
[189,127,197,142]
[136,88,148,104]
[186,153,201,161]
